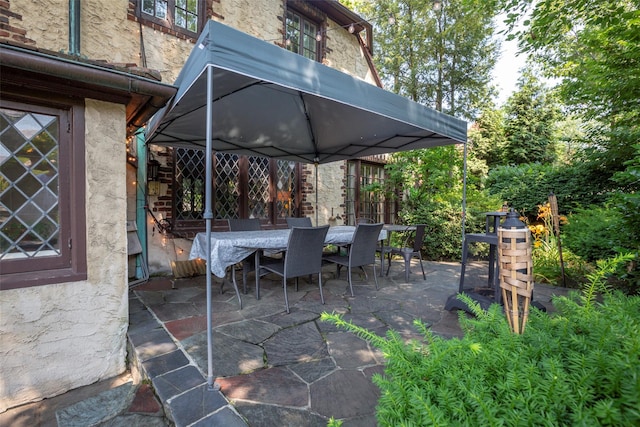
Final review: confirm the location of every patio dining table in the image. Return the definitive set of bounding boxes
[190,225,387,278]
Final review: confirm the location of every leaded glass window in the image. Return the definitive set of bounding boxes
[1,97,86,290]
[1,108,60,259]
[173,149,300,227]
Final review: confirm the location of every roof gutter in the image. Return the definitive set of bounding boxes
[0,43,177,135]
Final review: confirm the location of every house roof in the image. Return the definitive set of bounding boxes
[0,42,177,137]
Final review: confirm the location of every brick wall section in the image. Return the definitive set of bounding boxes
[0,0,36,45]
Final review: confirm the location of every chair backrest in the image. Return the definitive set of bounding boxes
[284,225,330,277]
[227,218,261,231]
[349,222,384,267]
[412,224,426,252]
[286,217,312,229]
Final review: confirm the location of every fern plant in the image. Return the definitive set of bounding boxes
[321,258,640,426]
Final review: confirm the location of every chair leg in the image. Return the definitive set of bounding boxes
[401,254,409,282]
[283,276,290,313]
[386,252,392,276]
[373,264,379,290]
[418,254,426,280]
[230,269,243,309]
[347,265,354,296]
[318,273,325,304]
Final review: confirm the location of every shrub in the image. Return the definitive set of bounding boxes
[321,256,640,426]
[563,205,634,262]
[486,162,611,217]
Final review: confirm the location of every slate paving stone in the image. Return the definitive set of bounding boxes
[128,308,161,336]
[216,318,281,343]
[149,301,200,322]
[288,357,337,383]
[167,383,229,426]
[126,384,161,416]
[129,327,178,361]
[56,382,135,427]
[164,315,208,341]
[182,330,265,377]
[163,286,204,303]
[325,331,379,369]
[265,307,320,328]
[190,406,249,427]
[349,295,402,313]
[152,365,205,403]
[134,290,166,306]
[96,413,168,426]
[341,312,386,330]
[233,402,327,427]
[216,366,308,407]
[264,321,328,366]
[310,369,380,420]
[142,349,190,378]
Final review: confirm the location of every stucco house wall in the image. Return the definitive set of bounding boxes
[0,101,129,411]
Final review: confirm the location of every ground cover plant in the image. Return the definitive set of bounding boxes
[322,255,639,426]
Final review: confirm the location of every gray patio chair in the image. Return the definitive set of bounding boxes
[323,222,384,296]
[258,225,330,313]
[227,218,262,295]
[386,224,427,281]
[286,217,312,228]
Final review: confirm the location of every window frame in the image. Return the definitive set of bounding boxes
[285,4,324,62]
[346,160,398,225]
[0,96,87,290]
[171,149,302,233]
[136,0,205,40]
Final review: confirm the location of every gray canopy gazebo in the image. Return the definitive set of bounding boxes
[146,20,467,389]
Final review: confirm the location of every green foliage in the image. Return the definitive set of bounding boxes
[321,281,640,426]
[486,162,610,217]
[387,147,502,260]
[532,234,592,289]
[502,67,561,165]
[346,0,499,120]
[563,205,636,262]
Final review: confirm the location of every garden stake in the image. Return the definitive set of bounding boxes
[548,193,567,287]
[498,210,534,334]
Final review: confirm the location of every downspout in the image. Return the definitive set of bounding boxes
[69,0,81,56]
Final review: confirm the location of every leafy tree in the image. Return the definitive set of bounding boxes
[468,103,506,168]
[502,66,561,165]
[501,0,640,186]
[344,0,500,120]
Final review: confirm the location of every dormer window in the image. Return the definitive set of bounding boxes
[137,0,204,39]
[285,9,320,61]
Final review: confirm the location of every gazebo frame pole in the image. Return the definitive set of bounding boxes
[204,65,219,391]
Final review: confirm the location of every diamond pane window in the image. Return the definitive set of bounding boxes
[175,148,205,220]
[215,153,239,219]
[1,108,60,259]
[248,157,269,219]
[275,160,296,219]
[173,150,300,227]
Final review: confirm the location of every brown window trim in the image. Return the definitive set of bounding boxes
[0,95,87,291]
[131,0,206,42]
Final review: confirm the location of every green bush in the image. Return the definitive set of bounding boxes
[321,255,640,426]
[486,162,610,217]
[398,190,501,261]
[563,205,632,262]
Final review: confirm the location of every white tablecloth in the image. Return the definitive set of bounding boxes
[190,225,386,277]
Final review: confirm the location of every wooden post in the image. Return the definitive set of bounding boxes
[548,193,566,287]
